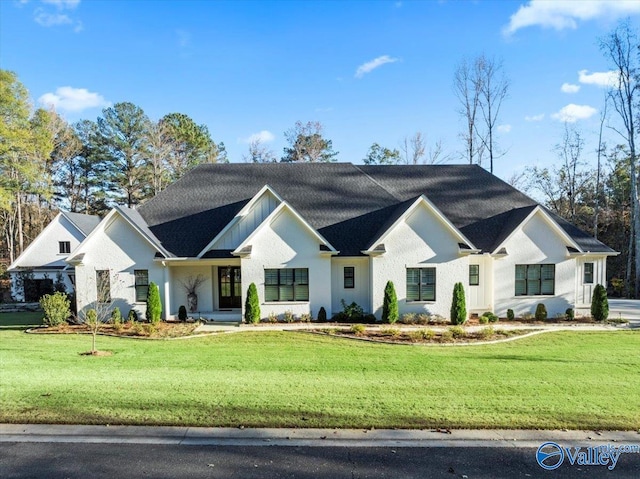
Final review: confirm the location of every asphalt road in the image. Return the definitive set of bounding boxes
[2,443,640,479]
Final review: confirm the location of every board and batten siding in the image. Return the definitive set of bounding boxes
[468,255,493,312]
[240,206,332,319]
[331,257,370,315]
[74,214,165,319]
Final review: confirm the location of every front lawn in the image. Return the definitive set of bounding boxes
[0,314,638,430]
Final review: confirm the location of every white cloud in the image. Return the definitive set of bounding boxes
[504,0,640,35]
[34,9,72,26]
[551,104,597,123]
[561,83,580,93]
[525,114,545,121]
[578,69,618,88]
[42,0,80,9]
[38,86,109,112]
[355,55,399,79]
[243,130,275,144]
[497,124,512,133]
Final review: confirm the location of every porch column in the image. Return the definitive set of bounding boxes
[163,263,171,320]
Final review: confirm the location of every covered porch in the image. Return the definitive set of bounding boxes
[162,259,243,322]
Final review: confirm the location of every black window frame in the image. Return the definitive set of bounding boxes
[264,268,309,302]
[406,267,436,302]
[344,266,355,289]
[515,264,555,296]
[96,270,111,303]
[59,241,71,254]
[469,264,480,286]
[134,270,149,303]
[584,262,594,284]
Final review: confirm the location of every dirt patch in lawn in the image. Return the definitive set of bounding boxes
[28,322,200,339]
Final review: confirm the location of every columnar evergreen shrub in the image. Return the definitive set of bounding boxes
[450,282,467,325]
[39,292,70,326]
[565,308,575,321]
[146,282,162,325]
[127,309,138,322]
[244,283,260,324]
[178,305,188,322]
[317,307,327,322]
[506,309,515,321]
[382,281,398,324]
[535,303,547,321]
[111,307,122,325]
[591,284,609,321]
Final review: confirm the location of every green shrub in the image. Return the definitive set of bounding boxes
[350,323,366,335]
[449,325,465,339]
[300,313,312,322]
[268,311,278,323]
[591,284,609,321]
[478,326,495,340]
[332,312,348,322]
[450,282,467,325]
[111,307,122,325]
[565,308,575,321]
[416,313,430,325]
[382,281,398,324]
[127,309,138,322]
[535,303,547,321]
[146,282,162,325]
[440,330,453,342]
[341,299,364,322]
[401,313,416,324]
[506,309,515,321]
[478,315,489,324]
[283,310,295,323]
[85,308,97,327]
[178,305,188,322]
[39,292,71,326]
[244,283,260,324]
[317,307,327,322]
[380,327,400,337]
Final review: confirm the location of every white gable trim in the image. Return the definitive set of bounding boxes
[8,212,68,271]
[491,205,582,255]
[197,184,284,258]
[232,201,337,256]
[362,195,477,255]
[67,207,169,265]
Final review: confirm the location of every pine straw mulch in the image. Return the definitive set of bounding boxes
[28,321,200,339]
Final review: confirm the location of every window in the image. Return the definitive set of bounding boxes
[344,267,355,289]
[406,268,436,301]
[134,270,149,302]
[59,241,71,254]
[469,264,479,286]
[264,268,309,302]
[96,270,111,303]
[584,262,594,284]
[515,264,555,296]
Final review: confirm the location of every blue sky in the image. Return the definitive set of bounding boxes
[2,0,639,184]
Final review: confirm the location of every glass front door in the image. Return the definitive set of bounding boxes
[218,267,241,309]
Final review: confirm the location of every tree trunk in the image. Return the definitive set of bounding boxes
[16,191,23,256]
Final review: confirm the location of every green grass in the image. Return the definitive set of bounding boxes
[1,313,638,430]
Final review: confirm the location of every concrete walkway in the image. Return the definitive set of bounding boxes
[1,424,638,448]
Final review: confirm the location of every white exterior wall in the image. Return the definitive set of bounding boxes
[74,214,165,319]
[240,208,332,319]
[331,257,370,314]
[575,256,608,308]
[170,265,215,314]
[468,254,493,312]
[370,203,468,319]
[493,212,575,317]
[9,214,86,300]
[210,191,280,250]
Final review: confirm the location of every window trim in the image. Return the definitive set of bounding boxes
[59,241,71,254]
[264,268,309,302]
[515,264,555,297]
[406,267,436,302]
[469,264,479,286]
[134,270,149,303]
[584,262,594,284]
[344,266,355,289]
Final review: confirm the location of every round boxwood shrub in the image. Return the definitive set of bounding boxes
[535,303,547,321]
[450,282,467,325]
[382,281,398,324]
[178,305,188,322]
[244,283,260,324]
[591,284,609,321]
[317,307,327,322]
[565,308,575,321]
[506,309,515,321]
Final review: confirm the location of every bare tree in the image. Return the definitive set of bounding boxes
[600,20,639,297]
[243,139,276,163]
[554,124,586,223]
[594,95,608,240]
[399,132,426,164]
[146,120,173,196]
[454,58,483,165]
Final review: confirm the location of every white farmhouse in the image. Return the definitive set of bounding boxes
[60,163,616,321]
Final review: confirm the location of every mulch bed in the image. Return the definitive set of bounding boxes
[28,322,200,339]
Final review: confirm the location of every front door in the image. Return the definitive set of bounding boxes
[218,267,241,309]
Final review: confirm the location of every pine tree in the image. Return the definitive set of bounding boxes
[382,281,398,324]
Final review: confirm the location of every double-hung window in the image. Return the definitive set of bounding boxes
[264,268,309,302]
[584,262,594,284]
[344,267,355,289]
[469,264,479,286]
[134,270,149,302]
[515,264,555,296]
[406,267,436,301]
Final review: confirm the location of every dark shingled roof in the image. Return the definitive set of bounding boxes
[135,163,614,257]
[62,211,101,237]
